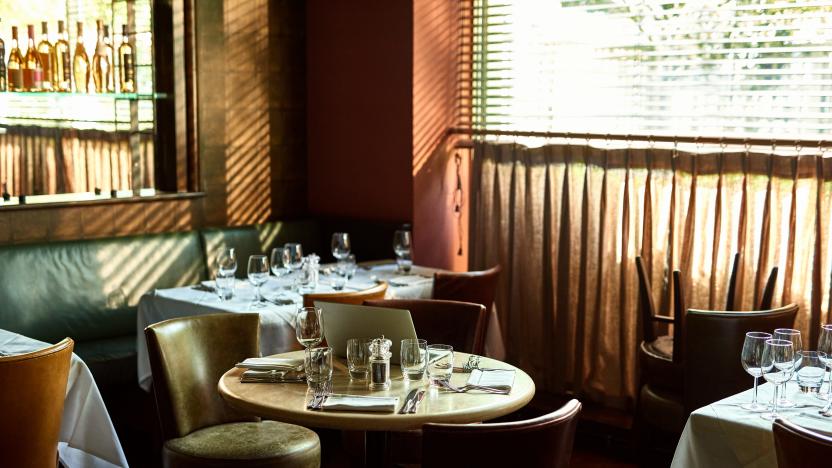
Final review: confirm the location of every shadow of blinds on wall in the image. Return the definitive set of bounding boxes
[473,0,832,140]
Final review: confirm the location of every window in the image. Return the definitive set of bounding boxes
[473,0,832,139]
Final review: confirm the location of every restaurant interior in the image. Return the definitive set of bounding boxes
[1,0,832,467]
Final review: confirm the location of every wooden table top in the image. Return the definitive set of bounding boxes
[218,350,535,431]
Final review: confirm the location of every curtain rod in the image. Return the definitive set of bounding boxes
[447,127,828,149]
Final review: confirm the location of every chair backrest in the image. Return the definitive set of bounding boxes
[682,303,798,413]
[0,337,74,468]
[432,266,501,315]
[363,299,487,355]
[422,399,581,468]
[636,256,659,343]
[725,252,741,310]
[303,281,388,308]
[672,270,685,364]
[145,313,260,440]
[759,266,778,310]
[773,418,832,467]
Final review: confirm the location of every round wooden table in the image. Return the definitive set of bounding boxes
[219,350,535,466]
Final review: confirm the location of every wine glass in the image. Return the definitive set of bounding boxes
[331,233,351,262]
[393,230,412,273]
[295,307,324,349]
[247,255,269,307]
[740,331,772,411]
[284,243,304,289]
[818,324,832,402]
[773,328,802,407]
[215,248,237,301]
[270,247,288,278]
[761,338,795,421]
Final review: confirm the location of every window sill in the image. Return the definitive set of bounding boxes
[0,191,205,211]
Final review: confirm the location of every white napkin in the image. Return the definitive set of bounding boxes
[236,357,304,371]
[387,275,432,287]
[320,394,399,412]
[467,369,515,391]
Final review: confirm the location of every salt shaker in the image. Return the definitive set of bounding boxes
[301,254,320,290]
[368,336,392,390]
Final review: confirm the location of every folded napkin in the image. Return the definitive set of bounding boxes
[321,394,399,412]
[387,275,432,287]
[236,357,304,371]
[467,369,515,391]
[240,369,305,383]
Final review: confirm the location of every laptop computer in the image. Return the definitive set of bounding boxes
[316,301,417,364]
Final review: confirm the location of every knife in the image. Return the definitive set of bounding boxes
[409,390,426,414]
[399,388,419,414]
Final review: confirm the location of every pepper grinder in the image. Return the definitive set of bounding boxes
[368,336,392,390]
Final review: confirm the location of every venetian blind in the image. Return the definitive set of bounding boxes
[473,0,832,140]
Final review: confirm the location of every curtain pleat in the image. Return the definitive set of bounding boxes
[471,141,832,407]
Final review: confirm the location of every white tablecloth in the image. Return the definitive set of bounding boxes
[0,329,129,468]
[671,380,832,468]
[137,263,505,391]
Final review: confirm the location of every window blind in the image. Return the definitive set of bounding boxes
[473,0,832,140]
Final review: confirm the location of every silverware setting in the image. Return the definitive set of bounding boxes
[437,379,510,395]
[307,382,332,410]
[409,390,426,414]
[399,388,420,414]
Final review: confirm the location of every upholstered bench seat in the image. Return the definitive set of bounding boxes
[74,335,137,389]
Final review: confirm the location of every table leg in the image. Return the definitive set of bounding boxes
[364,430,388,468]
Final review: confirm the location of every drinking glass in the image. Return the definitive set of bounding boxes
[295,307,323,349]
[393,230,412,273]
[215,248,237,300]
[774,328,802,407]
[401,338,427,381]
[247,255,269,307]
[796,351,826,394]
[346,338,370,379]
[270,247,288,278]
[761,338,795,421]
[285,243,304,289]
[740,331,771,411]
[427,344,453,385]
[341,254,357,281]
[305,347,333,391]
[331,233,351,262]
[818,324,832,401]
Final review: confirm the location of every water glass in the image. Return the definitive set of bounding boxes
[331,276,347,291]
[797,351,826,393]
[346,338,371,379]
[340,254,357,281]
[295,307,323,349]
[305,347,333,390]
[331,232,351,261]
[247,255,269,307]
[740,331,771,411]
[401,338,427,381]
[761,338,795,421]
[818,324,832,401]
[215,272,235,301]
[217,247,237,278]
[393,230,412,273]
[774,328,802,407]
[270,247,288,277]
[427,344,453,385]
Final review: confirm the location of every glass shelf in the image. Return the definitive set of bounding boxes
[0,92,160,131]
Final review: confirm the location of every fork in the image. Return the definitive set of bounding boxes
[438,379,509,394]
[307,381,331,410]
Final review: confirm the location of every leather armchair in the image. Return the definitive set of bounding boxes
[773,418,832,467]
[145,313,320,468]
[0,338,74,468]
[303,281,388,308]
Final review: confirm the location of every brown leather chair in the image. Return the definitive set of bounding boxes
[0,337,73,468]
[302,281,388,308]
[364,299,487,354]
[773,418,832,467]
[422,399,581,468]
[432,265,501,328]
[145,313,320,468]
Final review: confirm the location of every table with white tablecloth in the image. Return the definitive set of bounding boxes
[0,329,129,468]
[671,380,832,468]
[137,263,505,391]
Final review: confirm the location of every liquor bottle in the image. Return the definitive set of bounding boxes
[37,22,55,91]
[23,25,44,91]
[53,21,71,92]
[7,26,23,91]
[103,25,115,92]
[92,20,112,93]
[73,21,89,93]
[118,24,135,93]
[0,19,6,92]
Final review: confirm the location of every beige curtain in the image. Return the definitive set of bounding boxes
[471,140,832,407]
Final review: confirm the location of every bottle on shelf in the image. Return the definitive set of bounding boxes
[0,19,6,92]
[7,26,24,92]
[103,25,115,92]
[54,20,71,92]
[23,24,44,91]
[92,19,112,94]
[37,22,55,91]
[118,24,135,93]
[73,21,89,93]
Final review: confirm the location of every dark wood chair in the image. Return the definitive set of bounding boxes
[636,257,683,392]
[773,418,832,467]
[422,399,581,468]
[0,338,73,468]
[363,299,487,355]
[432,266,501,336]
[725,252,779,310]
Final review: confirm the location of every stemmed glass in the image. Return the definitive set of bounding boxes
[215,248,237,301]
[393,230,412,273]
[773,328,802,407]
[247,255,269,307]
[270,247,288,278]
[284,243,304,289]
[818,324,832,402]
[295,307,324,350]
[740,331,772,411]
[331,233,351,262]
[761,338,795,421]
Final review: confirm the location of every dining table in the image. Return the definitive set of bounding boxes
[136,262,506,391]
[219,350,535,467]
[671,379,832,467]
[0,328,129,468]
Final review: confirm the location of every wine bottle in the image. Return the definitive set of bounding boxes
[0,18,7,92]
[73,21,89,93]
[92,20,112,93]
[103,25,115,92]
[118,24,135,93]
[7,26,24,91]
[23,24,44,91]
[37,22,55,91]
[54,21,71,92]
